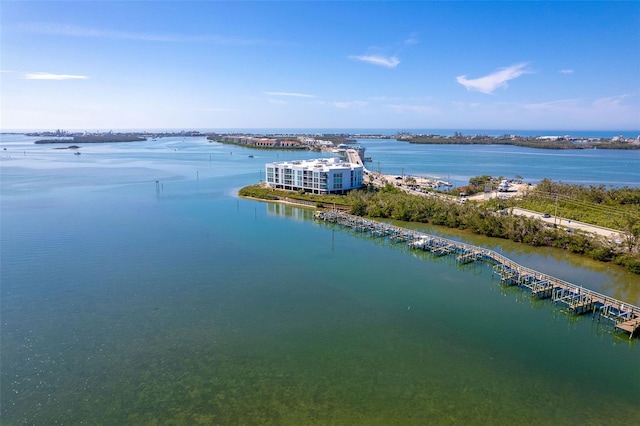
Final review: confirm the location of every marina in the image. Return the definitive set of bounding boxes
[315,210,640,339]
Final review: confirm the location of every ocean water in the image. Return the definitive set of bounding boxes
[357,138,640,188]
[1,135,639,424]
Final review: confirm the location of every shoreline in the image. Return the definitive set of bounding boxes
[316,209,640,338]
[238,181,639,275]
[6,130,639,150]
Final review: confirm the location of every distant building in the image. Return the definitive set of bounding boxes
[265,157,364,194]
[536,136,566,141]
[255,138,276,147]
[214,135,305,149]
[279,139,303,148]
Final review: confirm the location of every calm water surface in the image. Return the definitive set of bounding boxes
[358,138,640,187]
[1,136,639,424]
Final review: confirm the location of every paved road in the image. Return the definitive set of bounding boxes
[511,208,623,239]
[361,169,625,241]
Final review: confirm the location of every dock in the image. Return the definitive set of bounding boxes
[314,210,640,339]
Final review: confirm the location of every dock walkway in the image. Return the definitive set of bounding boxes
[314,211,640,339]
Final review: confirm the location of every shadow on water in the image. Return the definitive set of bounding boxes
[305,206,640,305]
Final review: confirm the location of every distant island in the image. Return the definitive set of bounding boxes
[397,132,640,150]
[29,129,205,144]
[21,129,640,150]
[35,134,147,144]
[206,133,354,151]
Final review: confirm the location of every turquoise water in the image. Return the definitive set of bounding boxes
[1,136,639,424]
[358,138,640,188]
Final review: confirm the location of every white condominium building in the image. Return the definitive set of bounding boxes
[265,157,364,194]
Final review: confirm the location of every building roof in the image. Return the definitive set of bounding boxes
[267,157,361,172]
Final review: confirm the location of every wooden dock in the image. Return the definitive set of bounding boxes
[314,211,640,339]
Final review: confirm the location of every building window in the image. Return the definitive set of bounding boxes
[333,173,343,189]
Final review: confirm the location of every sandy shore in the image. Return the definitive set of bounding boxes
[465,183,533,201]
[366,171,533,199]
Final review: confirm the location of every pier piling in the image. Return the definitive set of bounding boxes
[314,210,640,339]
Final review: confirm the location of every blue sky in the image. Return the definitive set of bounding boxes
[1,1,639,131]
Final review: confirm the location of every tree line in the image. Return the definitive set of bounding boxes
[507,179,640,237]
[399,135,640,150]
[239,182,640,274]
[345,184,639,273]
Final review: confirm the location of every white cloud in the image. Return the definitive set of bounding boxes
[264,91,316,98]
[25,72,88,80]
[369,96,402,102]
[456,63,530,94]
[349,55,400,68]
[523,94,635,115]
[334,101,368,109]
[592,94,633,108]
[485,94,639,128]
[450,94,639,129]
[404,33,419,46]
[198,107,239,112]
[559,69,574,74]
[521,98,581,111]
[14,23,272,46]
[388,104,439,115]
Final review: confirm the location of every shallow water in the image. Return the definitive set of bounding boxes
[1,136,639,424]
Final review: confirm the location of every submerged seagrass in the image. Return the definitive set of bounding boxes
[1,135,639,423]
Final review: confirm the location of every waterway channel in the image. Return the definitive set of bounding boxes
[1,135,638,424]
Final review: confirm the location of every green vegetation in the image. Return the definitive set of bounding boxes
[507,179,640,228]
[399,134,640,150]
[503,179,640,249]
[451,174,495,196]
[349,185,639,273]
[239,182,640,274]
[35,135,146,144]
[238,184,352,207]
